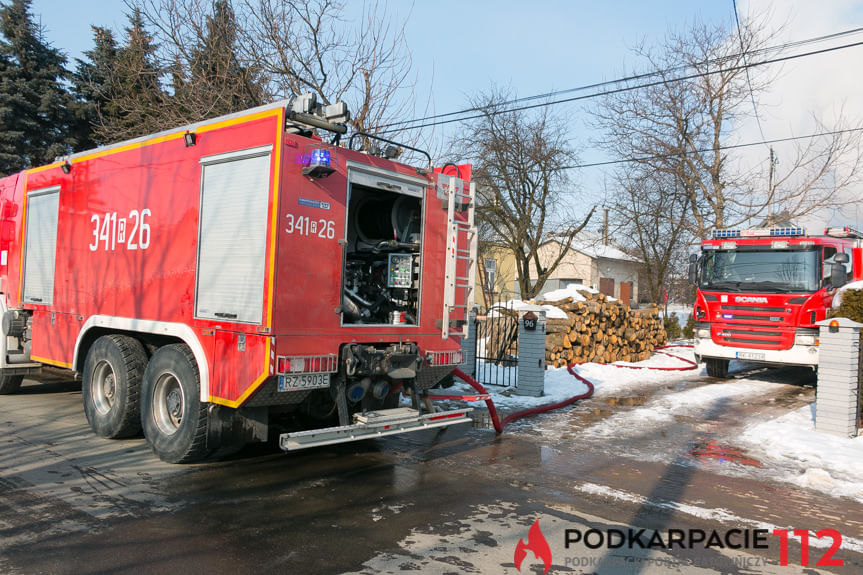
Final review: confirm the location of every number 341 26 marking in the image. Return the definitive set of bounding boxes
[285,214,335,239]
[89,209,151,251]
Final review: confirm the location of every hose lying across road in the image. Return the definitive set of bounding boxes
[451,344,698,434]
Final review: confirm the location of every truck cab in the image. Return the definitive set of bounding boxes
[689,226,858,377]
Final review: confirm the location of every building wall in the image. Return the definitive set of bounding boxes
[476,241,640,306]
[476,244,519,306]
[529,241,639,304]
[595,257,639,304]
[530,242,595,285]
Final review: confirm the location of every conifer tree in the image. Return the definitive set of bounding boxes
[0,0,76,175]
[71,26,119,149]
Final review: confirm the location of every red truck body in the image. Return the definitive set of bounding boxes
[691,226,858,377]
[0,99,475,461]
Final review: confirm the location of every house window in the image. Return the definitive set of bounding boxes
[561,278,584,288]
[485,258,497,292]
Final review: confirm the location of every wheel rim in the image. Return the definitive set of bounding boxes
[152,372,184,436]
[91,360,117,415]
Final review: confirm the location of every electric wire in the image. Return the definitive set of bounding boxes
[376,29,863,134]
[732,0,768,146]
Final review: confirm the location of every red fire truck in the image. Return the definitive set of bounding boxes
[689,226,861,378]
[0,96,476,462]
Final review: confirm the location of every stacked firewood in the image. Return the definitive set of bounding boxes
[541,292,667,368]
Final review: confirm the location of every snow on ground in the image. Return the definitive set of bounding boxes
[738,405,863,501]
[453,345,698,412]
[454,345,863,503]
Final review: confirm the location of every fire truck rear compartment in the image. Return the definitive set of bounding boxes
[341,181,422,326]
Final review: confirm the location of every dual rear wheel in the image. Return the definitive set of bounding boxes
[82,337,209,463]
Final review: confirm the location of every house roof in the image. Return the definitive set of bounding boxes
[543,233,640,263]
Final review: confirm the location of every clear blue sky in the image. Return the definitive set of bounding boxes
[25,0,863,226]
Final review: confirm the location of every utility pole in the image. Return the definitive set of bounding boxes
[767,146,776,226]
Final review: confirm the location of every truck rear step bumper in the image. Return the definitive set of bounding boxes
[279,407,473,451]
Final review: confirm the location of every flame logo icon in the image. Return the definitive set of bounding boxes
[514,519,552,573]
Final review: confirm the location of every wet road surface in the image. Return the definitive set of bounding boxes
[1,367,861,574]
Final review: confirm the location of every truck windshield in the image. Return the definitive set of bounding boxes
[700,249,819,293]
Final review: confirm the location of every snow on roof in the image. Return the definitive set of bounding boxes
[544,233,640,263]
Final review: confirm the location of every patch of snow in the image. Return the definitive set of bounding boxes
[487,299,569,319]
[575,483,863,554]
[541,283,618,303]
[581,379,785,439]
[737,405,863,501]
[457,346,698,414]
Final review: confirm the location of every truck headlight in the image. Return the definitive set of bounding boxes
[696,328,710,339]
[794,333,817,346]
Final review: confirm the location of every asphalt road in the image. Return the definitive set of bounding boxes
[1,367,861,574]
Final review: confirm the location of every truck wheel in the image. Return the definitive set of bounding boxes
[82,335,147,438]
[141,344,209,463]
[705,358,730,378]
[0,373,24,394]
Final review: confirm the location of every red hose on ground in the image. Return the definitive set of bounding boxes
[451,344,698,433]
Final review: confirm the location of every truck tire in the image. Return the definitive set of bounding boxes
[705,358,730,378]
[0,373,24,395]
[141,344,209,463]
[82,335,147,438]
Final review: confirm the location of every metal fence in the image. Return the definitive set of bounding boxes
[473,298,519,387]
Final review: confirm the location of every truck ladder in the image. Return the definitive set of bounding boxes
[442,179,477,339]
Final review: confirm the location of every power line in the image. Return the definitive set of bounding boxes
[377,26,863,134]
[471,127,863,176]
[732,0,768,145]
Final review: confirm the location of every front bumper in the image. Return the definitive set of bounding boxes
[694,337,819,367]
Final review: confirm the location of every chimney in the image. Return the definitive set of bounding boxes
[602,208,609,245]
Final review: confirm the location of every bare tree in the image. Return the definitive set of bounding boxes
[461,88,595,300]
[611,167,692,303]
[593,16,863,240]
[126,0,413,139]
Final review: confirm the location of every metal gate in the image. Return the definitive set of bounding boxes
[473,299,518,387]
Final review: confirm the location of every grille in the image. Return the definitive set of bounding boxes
[720,305,786,312]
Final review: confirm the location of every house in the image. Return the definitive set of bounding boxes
[531,235,640,304]
[476,244,519,307]
[476,233,641,307]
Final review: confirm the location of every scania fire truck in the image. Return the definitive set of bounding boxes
[0,95,476,462]
[689,226,861,378]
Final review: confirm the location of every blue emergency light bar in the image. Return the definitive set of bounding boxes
[711,226,806,239]
[310,148,331,166]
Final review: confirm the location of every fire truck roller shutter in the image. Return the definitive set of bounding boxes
[22,186,60,305]
[140,343,210,463]
[196,146,272,324]
[82,334,148,438]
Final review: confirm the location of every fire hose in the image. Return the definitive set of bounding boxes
[449,344,698,434]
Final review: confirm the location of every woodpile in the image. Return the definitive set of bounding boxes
[478,308,519,363]
[540,292,667,368]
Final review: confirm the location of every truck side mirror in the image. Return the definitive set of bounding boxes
[831,262,847,289]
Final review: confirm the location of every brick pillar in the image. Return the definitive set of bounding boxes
[460,307,477,376]
[515,308,546,397]
[816,318,862,437]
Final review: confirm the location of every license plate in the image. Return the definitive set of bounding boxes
[278,373,330,392]
[735,352,765,361]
